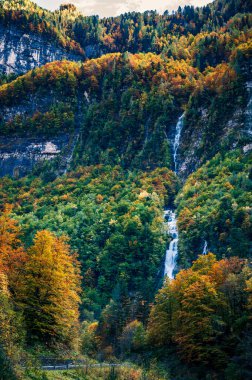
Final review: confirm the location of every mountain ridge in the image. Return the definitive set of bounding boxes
[0,0,251,74]
[0,1,251,379]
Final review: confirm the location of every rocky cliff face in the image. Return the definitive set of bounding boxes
[177,81,252,180]
[0,23,83,75]
[0,134,79,178]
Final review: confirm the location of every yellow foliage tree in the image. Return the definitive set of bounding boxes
[147,254,249,367]
[23,230,81,350]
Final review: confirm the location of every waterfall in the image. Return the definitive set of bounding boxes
[162,114,184,279]
[164,210,178,279]
[163,114,184,279]
[202,240,208,255]
[173,114,184,173]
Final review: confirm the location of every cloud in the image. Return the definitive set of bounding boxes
[35,0,212,17]
[70,0,146,16]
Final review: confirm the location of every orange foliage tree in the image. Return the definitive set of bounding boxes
[0,205,27,299]
[148,254,252,368]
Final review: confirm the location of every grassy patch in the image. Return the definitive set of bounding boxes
[24,364,169,379]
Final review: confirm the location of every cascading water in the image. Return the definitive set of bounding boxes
[163,114,184,279]
[173,114,184,173]
[202,240,208,255]
[164,210,178,279]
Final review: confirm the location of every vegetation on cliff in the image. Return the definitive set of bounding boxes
[0,0,251,379]
[176,149,252,266]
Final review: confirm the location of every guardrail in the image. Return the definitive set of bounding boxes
[41,362,126,371]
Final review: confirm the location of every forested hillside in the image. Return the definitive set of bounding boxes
[176,149,251,265]
[0,0,251,379]
[1,0,251,59]
[0,0,251,74]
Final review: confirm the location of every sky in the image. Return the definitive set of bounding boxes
[35,0,213,18]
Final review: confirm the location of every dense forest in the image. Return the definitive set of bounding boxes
[0,0,251,379]
[0,0,251,58]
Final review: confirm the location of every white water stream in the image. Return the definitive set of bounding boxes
[202,240,208,255]
[173,114,184,173]
[163,114,184,279]
[164,210,178,279]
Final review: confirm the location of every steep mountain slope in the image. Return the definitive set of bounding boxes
[178,39,252,177]
[0,23,83,74]
[0,54,200,177]
[0,1,251,378]
[0,165,178,317]
[1,0,251,74]
[0,0,84,74]
[0,1,250,178]
[176,149,251,266]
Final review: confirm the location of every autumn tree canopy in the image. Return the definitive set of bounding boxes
[23,230,81,349]
[148,254,252,368]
